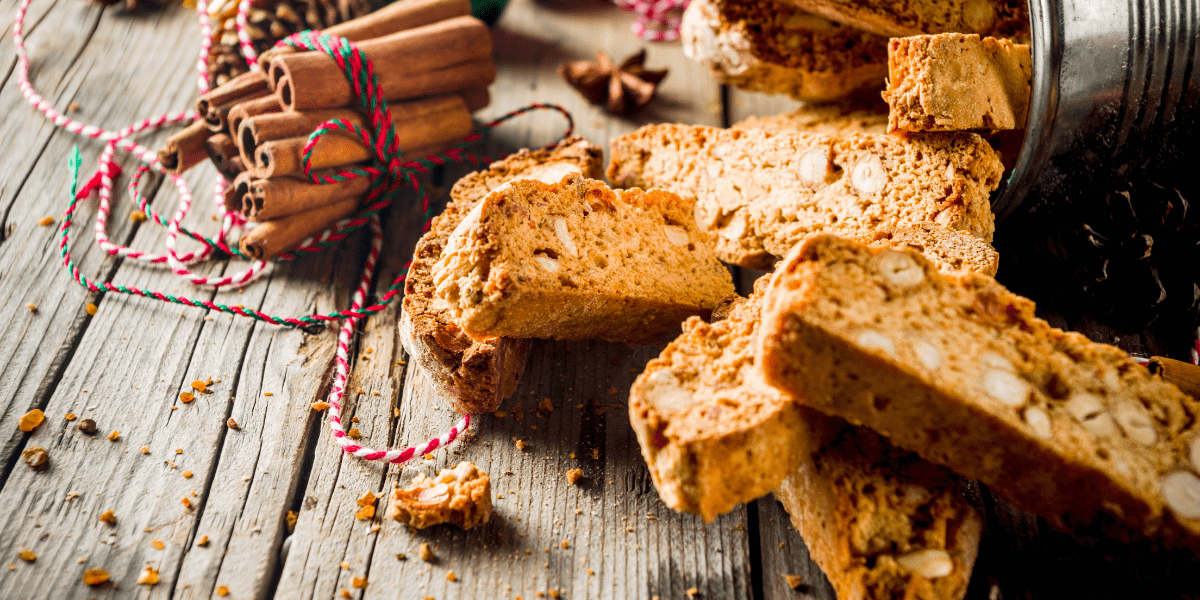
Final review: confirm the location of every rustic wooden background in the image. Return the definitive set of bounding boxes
[0,0,1196,598]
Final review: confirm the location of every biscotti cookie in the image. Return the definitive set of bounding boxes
[387,461,492,529]
[630,237,995,522]
[681,0,888,101]
[732,100,888,136]
[607,124,1001,269]
[775,415,982,600]
[432,173,735,345]
[400,137,603,414]
[758,235,1200,547]
[861,222,999,277]
[883,34,1031,132]
[629,283,808,522]
[777,0,1029,40]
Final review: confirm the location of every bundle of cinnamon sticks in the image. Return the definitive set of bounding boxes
[158,0,494,261]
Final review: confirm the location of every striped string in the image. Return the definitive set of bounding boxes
[18,0,574,464]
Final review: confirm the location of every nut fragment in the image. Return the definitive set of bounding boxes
[21,447,49,472]
[856,331,896,358]
[1113,399,1157,447]
[17,409,45,432]
[534,253,560,272]
[78,419,97,435]
[982,369,1029,407]
[872,250,924,289]
[1022,406,1052,439]
[979,352,1014,371]
[851,153,886,194]
[553,217,578,256]
[1065,393,1118,438]
[797,147,829,184]
[914,342,942,370]
[663,225,690,247]
[1161,471,1200,519]
[896,548,954,578]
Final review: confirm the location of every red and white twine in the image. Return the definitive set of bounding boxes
[15,0,470,464]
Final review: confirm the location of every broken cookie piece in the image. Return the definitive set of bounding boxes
[388,461,492,530]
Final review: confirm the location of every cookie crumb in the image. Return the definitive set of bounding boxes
[18,409,44,432]
[182,496,192,508]
[687,587,699,598]
[21,447,49,472]
[64,413,76,421]
[197,535,209,547]
[351,576,367,588]
[538,398,554,413]
[130,210,147,222]
[150,539,164,550]
[566,468,583,484]
[82,568,109,586]
[515,439,527,451]
[26,303,37,312]
[37,216,55,227]
[226,418,239,430]
[286,510,297,532]
[785,574,804,589]
[190,380,207,393]
[17,549,35,562]
[311,401,330,411]
[418,542,433,561]
[137,567,159,585]
[86,303,97,316]
[98,510,116,524]
[216,585,229,596]
[560,540,569,549]
[347,428,361,439]
[183,471,193,478]
[446,571,457,582]
[107,431,120,441]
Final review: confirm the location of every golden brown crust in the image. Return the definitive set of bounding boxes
[606,124,1000,269]
[758,235,1200,548]
[775,0,1030,41]
[681,0,888,101]
[400,137,603,414]
[732,97,889,136]
[432,174,735,345]
[883,34,1032,132]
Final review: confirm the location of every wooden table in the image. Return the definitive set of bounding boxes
[0,0,1196,598]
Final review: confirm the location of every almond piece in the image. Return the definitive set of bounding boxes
[872,250,924,289]
[896,548,953,578]
[1161,471,1200,519]
[982,369,1029,408]
[553,217,577,256]
[1113,399,1157,447]
[851,153,886,194]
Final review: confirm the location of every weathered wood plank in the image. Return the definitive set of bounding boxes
[756,496,835,600]
[724,88,802,127]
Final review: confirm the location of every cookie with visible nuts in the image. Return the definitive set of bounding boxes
[860,222,999,277]
[775,415,982,600]
[607,124,1000,269]
[681,0,888,101]
[630,240,996,522]
[432,173,735,345]
[400,137,603,414]
[732,95,889,136]
[774,0,1029,40]
[757,235,1200,548]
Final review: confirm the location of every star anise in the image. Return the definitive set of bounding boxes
[559,50,668,116]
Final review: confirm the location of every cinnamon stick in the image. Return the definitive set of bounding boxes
[224,172,254,213]
[255,0,471,69]
[243,171,374,221]
[239,196,362,261]
[241,95,473,176]
[269,16,494,111]
[227,96,283,141]
[205,134,243,180]
[197,71,269,126]
[205,88,272,133]
[157,120,214,175]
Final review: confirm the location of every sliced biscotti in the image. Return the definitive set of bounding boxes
[681,0,888,101]
[861,222,999,277]
[883,34,1032,132]
[732,97,888,136]
[629,231,998,522]
[775,415,982,600]
[400,137,603,414]
[432,173,734,345]
[777,0,1029,40]
[607,124,1001,269]
[629,284,808,522]
[758,235,1200,547]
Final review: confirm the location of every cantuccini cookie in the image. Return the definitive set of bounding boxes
[758,235,1200,547]
[400,137,603,414]
[681,0,888,101]
[630,239,995,523]
[776,0,1029,40]
[432,173,734,345]
[732,98,888,136]
[607,124,1001,269]
[861,222,999,277]
[883,34,1032,132]
[776,415,982,600]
